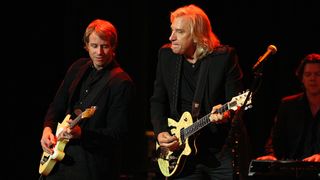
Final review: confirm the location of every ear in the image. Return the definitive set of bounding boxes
[84,45,89,52]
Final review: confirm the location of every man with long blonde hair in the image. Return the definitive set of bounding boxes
[150,4,244,180]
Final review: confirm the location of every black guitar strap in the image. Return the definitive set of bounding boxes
[192,58,209,120]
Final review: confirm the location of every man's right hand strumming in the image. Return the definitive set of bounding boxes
[157,132,179,151]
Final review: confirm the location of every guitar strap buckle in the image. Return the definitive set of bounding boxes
[192,101,200,120]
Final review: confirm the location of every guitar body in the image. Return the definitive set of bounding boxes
[156,111,198,177]
[155,90,252,177]
[39,106,96,176]
[39,114,71,176]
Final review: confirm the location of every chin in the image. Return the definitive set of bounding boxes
[171,48,181,54]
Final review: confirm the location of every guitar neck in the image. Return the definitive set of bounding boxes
[69,114,82,129]
[183,101,233,139]
[67,106,96,129]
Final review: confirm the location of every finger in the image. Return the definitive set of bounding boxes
[168,141,180,151]
[67,133,73,139]
[41,138,51,148]
[210,113,223,122]
[159,137,174,144]
[49,134,57,144]
[167,135,178,141]
[159,132,176,141]
[67,119,73,123]
[66,128,72,134]
[160,140,179,148]
[57,132,67,140]
[257,156,277,161]
[161,132,172,138]
[302,157,311,162]
[64,131,73,139]
[41,140,53,154]
[211,104,222,113]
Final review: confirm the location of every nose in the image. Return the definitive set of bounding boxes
[97,46,104,54]
[169,31,176,41]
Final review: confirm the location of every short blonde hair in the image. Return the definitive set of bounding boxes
[83,19,118,50]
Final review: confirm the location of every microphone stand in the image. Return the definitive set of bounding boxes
[229,65,265,180]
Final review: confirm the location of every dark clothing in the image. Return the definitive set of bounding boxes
[268,93,320,160]
[172,152,234,180]
[150,44,244,179]
[43,58,134,180]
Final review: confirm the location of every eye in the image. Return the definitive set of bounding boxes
[176,29,184,34]
[101,44,110,49]
[303,72,320,77]
[90,43,98,48]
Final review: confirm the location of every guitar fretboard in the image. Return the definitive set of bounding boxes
[69,115,82,128]
[180,101,236,142]
[69,106,97,128]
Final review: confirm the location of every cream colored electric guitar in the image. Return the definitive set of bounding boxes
[156,90,252,177]
[39,106,97,176]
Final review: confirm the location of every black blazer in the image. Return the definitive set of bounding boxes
[272,93,320,160]
[150,45,244,138]
[43,58,134,179]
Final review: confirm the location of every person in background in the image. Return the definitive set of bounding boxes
[40,19,135,180]
[150,4,245,180]
[257,53,320,162]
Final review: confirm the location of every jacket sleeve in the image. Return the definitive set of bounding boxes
[43,58,88,130]
[150,48,171,136]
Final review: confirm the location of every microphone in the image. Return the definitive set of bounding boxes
[252,45,277,70]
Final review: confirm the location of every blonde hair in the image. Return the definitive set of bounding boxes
[83,19,118,50]
[170,4,220,60]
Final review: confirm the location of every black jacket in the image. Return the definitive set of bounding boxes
[150,44,244,152]
[271,93,320,160]
[43,58,134,180]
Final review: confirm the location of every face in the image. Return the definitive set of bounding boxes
[86,31,114,70]
[169,16,195,58]
[302,63,320,96]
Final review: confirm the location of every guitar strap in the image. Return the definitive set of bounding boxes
[192,58,209,120]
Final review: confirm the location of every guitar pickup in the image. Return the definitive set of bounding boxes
[40,155,49,165]
[169,155,178,161]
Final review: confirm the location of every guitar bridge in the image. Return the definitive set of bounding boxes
[168,155,178,171]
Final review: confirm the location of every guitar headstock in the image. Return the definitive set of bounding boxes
[81,106,97,119]
[230,90,252,110]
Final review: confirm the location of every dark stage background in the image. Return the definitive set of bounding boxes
[4,0,319,179]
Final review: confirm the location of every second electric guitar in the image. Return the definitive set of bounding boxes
[156,90,252,177]
[39,106,97,176]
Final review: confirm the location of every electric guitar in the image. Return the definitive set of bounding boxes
[39,106,97,176]
[156,90,252,177]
